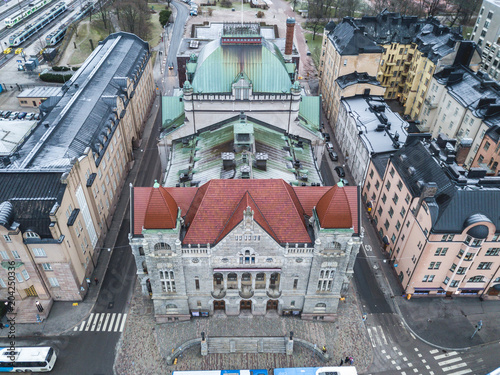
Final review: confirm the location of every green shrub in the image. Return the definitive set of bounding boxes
[159,9,172,27]
[256,10,264,18]
[221,0,232,7]
[72,66,79,71]
[40,73,73,83]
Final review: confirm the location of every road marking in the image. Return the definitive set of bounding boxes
[114,313,122,332]
[426,365,431,370]
[447,369,472,375]
[90,313,99,331]
[386,355,392,359]
[84,313,94,331]
[396,366,401,370]
[367,327,376,347]
[442,363,467,372]
[438,357,462,366]
[102,313,110,331]
[430,349,439,354]
[430,372,434,375]
[365,244,372,252]
[434,351,458,360]
[408,362,413,367]
[382,350,386,354]
[414,348,419,352]
[391,360,396,365]
[403,357,408,361]
[422,359,426,363]
[96,313,105,331]
[410,332,416,339]
[119,313,127,332]
[108,313,116,332]
[412,368,418,373]
[418,354,422,357]
[393,346,398,351]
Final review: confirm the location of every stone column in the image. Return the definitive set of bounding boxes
[251,273,256,290]
[237,274,242,290]
[223,273,227,290]
[265,273,270,290]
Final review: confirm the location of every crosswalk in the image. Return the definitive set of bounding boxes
[430,349,472,375]
[74,312,127,332]
[367,325,389,348]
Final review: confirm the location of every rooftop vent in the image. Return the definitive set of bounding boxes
[240,165,251,179]
[255,152,268,171]
[399,154,407,162]
[408,166,416,175]
[467,168,487,179]
[221,152,235,170]
[376,124,386,132]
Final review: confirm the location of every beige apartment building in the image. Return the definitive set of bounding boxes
[0,32,155,322]
[319,12,481,123]
[418,65,500,169]
[363,136,500,298]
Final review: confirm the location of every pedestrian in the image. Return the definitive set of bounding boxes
[339,358,344,366]
[349,357,354,365]
[322,345,326,354]
[0,323,4,329]
[94,277,99,285]
[345,356,350,364]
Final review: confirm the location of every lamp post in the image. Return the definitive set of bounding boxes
[471,320,482,339]
[35,300,44,313]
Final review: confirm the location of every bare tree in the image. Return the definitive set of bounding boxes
[447,0,481,26]
[96,0,111,30]
[308,0,335,40]
[115,0,152,41]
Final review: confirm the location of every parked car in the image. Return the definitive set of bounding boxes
[335,166,345,178]
[325,142,334,152]
[190,8,197,15]
[17,112,27,119]
[328,151,338,162]
[3,48,12,55]
[8,112,19,120]
[15,48,23,55]
[34,113,40,120]
[341,178,349,185]
[323,132,330,142]
[2,111,11,119]
[25,113,35,120]
[168,63,174,70]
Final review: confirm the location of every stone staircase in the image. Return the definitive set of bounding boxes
[207,336,287,354]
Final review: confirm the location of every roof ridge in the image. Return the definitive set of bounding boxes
[184,180,211,226]
[280,179,306,227]
[246,190,280,242]
[213,190,249,244]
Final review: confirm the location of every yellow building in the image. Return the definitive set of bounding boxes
[320,12,478,122]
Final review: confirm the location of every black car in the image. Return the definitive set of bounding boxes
[328,151,338,161]
[17,112,27,119]
[335,166,345,178]
[323,132,330,142]
[2,111,11,119]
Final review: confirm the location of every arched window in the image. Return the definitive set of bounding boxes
[332,241,342,250]
[154,243,171,250]
[315,303,326,307]
[139,247,145,256]
[166,304,177,314]
[314,302,326,313]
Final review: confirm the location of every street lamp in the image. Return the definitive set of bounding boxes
[35,301,44,313]
[470,320,482,339]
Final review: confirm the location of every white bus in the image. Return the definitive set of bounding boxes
[0,347,56,372]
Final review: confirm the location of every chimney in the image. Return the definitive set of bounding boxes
[285,17,295,59]
[415,182,438,216]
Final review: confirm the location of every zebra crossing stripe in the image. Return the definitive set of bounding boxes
[434,351,458,360]
[439,357,463,366]
[114,313,122,332]
[84,313,94,331]
[102,313,110,331]
[430,349,439,354]
[108,313,116,332]
[367,327,376,347]
[447,369,472,375]
[442,363,467,372]
[96,313,105,331]
[119,314,127,332]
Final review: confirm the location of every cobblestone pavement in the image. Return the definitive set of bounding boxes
[114,282,373,374]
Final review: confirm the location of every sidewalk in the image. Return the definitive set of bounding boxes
[0,93,161,339]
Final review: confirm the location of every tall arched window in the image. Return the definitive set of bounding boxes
[154,243,171,250]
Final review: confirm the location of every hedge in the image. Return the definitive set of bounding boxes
[40,72,73,83]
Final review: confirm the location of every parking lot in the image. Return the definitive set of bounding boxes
[0,89,40,120]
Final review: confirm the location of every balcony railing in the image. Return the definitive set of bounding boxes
[211,288,226,299]
[239,286,254,299]
[266,288,282,298]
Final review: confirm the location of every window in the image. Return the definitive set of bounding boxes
[484,141,491,151]
[428,275,435,282]
[457,267,467,275]
[464,253,474,261]
[389,167,395,177]
[487,10,493,19]
[317,269,334,292]
[392,194,399,204]
[15,273,23,282]
[388,207,394,218]
[429,262,435,269]
[450,280,459,287]
[3,235,11,243]
[369,170,374,178]
[293,278,298,290]
[444,276,450,285]
[0,279,5,288]
[21,270,29,280]
[457,249,464,259]
[422,275,429,282]
[382,194,387,204]
[434,247,447,256]
[397,180,403,191]
[395,220,401,231]
[450,263,457,272]
[366,182,371,191]
[378,207,383,216]
[485,248,500,256]
[48,277,59,287]
[385,181,391,190]
[477,262,492,270]
[25,231,39,239]
[65,204,73,219]
[375,181,380,190]
[42,263,52,271]
[391,234,396,243]
[384,220,390,230]
[160,270,176,293]
[11,250,20,259]
[400,207,406,217]
[0,251,8,260]
[468,275,485,283]
[195,277,200,290]
[405,193,410,203]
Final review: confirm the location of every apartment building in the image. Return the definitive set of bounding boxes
[418,65,500,168]
[319,11,481,123]
[363,136,500,298]
[471,0,500,81]
[0,32,155,322]
[470,125,500,175]
[335,95,408,185]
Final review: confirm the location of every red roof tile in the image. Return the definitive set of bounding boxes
[144,187,178,229]
[184,179,308,245]
[315,185,358,231]
[294,186,331,216]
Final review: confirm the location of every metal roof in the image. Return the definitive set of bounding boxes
[299,96,321,131]
[161,95,185,129]
[191,39,293,93]
[8,32,150,171]
[17,86,62,99]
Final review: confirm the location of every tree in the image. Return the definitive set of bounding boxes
[307,0,335,40]
[96,0,111,30]
[447,0,481,27]
[115,0,152,41]
[159,9,172,27]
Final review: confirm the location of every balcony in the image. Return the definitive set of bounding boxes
[239,286,254,299]
[266,288,282,298]
[211,288,226,299]
[424,97,438,109]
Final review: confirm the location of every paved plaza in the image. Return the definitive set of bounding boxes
[114,283,372,375]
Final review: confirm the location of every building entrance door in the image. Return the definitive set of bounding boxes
[266,300,278,310]
[213,300,225,310]
[240,300,252,310]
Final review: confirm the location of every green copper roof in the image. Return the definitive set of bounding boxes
[191,39,293,94]
[285,63,296,75]
[299,96,321,132]
[162,96,185,130]
[186,63,197,74]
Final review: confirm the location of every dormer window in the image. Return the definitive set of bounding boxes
[25,231,40,239]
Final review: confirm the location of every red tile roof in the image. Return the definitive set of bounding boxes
[132,180,359,240]
[315,185,358,231]
[183,179,308,244]
[144,187,178,229]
